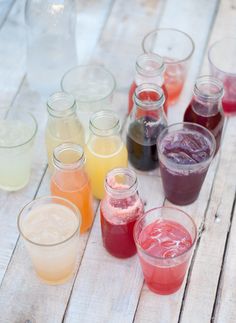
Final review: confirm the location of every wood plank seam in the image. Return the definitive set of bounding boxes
[0,0,17,30]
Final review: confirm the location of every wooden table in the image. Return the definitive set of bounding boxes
[0,0,235,322]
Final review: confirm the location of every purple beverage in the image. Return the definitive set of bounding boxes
[157,123,216,205]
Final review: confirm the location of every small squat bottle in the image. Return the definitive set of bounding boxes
[183,75,225,154]
[51,143,94,233]
[45,92,85,169]
[100,168,144,258]
[128,53,168,115]
[84,110,128,200]
[127,83,167,171]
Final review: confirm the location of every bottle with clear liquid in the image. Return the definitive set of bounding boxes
[45,92,85,170]
[25,0,77,95]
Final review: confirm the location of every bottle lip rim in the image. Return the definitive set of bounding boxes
[194,75,224,101]
[133,83,165,110]
[47,92,77,118]
[53,143,85,170]
[104,168,138,197]
[89,110,120,136]
[135,53,165,77]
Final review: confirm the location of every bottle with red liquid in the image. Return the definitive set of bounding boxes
[127,84,167,171]
[100,168,144,258]
[128,53,168,115]
[184,75,225,154]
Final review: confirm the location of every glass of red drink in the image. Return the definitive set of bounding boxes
[134,206,197,295]
[183,75,225,154]
[100,168,144,258]
[208,38,236,116]
[142,28,195,105]
[157,122,216,205]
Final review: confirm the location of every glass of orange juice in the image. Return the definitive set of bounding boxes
[51,143,94,233]
[18,196,81,285]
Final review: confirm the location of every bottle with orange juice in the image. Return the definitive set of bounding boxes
[51,143,93,233]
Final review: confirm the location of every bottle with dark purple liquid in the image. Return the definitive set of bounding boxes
[127,84,167,171]
[157,122,216,205]
[184,76,224,154]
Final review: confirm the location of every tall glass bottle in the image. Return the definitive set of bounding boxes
[127,83,167,171]
[100,168,144,258]
[128,53,168,115]
[51,143,93,233]
[183,75,225,154]
[25,0,77,95]
[45,92,84,169]
[84,110,128,200]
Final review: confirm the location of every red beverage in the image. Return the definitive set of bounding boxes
[138,219,192,294]
[164,63,185,105]
[183,76,225,154]
[222,78,236,115]
[100,168,144,258]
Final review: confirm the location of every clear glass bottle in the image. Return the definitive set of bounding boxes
[84,110,128,200]
[100,168,144,258]
[127,83,167,171]
[45,92,84,169]
[128,53,168,115]
[25,0,77,95]
[183,75,225,154]
[51,143,93,233]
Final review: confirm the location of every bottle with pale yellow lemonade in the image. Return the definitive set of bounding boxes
[84,110,128,199]
[45,92,84,170]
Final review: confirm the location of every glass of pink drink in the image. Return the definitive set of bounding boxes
[208,38,236,116]
[134,207,197,295]
[142,28,195,105]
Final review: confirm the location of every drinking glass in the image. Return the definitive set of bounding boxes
[208,37,236,115]
[142,28,195,105]
[134,206,197,295]
[18,196,81,285]
[0,112,37,191]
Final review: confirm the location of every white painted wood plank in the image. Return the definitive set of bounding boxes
[0,0,15,29]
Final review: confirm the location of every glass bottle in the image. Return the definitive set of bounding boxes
[100,168,144,258]
[45,92,84,169]
[183,75,225,154]
[128,53,168,115]
[127,83,167,171]
[84,110,128,200]
[51,143,93,233]
[25,0,77,95]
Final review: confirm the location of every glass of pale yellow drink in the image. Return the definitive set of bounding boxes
[18,196,81,285]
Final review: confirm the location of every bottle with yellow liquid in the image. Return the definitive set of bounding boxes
[45,92,84,169]
[84,110,128,199]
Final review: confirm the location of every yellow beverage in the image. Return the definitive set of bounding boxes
[84,136,128,199]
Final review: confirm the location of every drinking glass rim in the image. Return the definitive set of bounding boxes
[157,121,216,170]
[18,196,81,247]
[61,64,117,103]
[208,37,236,76]
[0,112,38,149]
[142,28,195,64]
[133,206,197,261]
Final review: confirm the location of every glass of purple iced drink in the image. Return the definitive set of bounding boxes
[157,122,216,205]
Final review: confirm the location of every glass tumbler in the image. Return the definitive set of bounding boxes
[208,37,236,115]
[18,196,81,285]
[0,112,37,191]
[142,28,195,105]
[134,206,197,295]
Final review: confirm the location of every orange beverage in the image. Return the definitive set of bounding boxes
[51,143,94,233]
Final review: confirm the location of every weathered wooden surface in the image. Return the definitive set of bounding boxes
[0,0,235,322]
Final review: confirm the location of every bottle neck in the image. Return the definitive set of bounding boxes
[47,92,77,118]
[89,110,120,137]
[53,143,85,171]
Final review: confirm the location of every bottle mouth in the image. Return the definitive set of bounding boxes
[53,143,85,170]
[194,75,224,101]
[89,110,120,136]
[47,92,77,118]
[105,168,138,198]
[136,53,165,77]
[133,83,165,110]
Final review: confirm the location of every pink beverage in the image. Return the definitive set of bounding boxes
[100,168,144,258]
[157,123,216,205]
[134,207,197,295]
